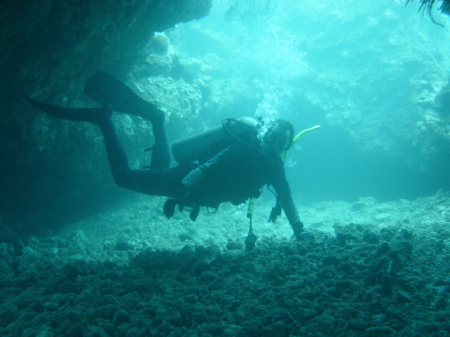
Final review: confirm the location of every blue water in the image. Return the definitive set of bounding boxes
[167,0,450,202]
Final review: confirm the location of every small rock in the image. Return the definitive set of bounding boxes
[112,309,131,326]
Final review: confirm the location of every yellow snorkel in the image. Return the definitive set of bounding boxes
[284,125,321,160]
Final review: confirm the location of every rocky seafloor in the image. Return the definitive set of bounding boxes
[1,190,450,337]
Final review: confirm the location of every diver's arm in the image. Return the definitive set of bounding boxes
[180,147,234,191]
[273,168,304,239]
[165,157,215,221]
[181,165,206,191]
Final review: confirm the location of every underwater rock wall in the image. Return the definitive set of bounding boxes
[0,0,211,233]
[274,1,450,175]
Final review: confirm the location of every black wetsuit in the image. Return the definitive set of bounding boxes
[100,117,302,231]
[182,144,301,224]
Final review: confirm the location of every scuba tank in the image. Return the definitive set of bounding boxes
[172,117,260,164]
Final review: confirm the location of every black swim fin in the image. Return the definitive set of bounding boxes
[84,71,162,122]
[24,96,111,124]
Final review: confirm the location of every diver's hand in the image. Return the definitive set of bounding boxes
[292,221,314,241]
[291,221,304,241]
[296,231,314,241]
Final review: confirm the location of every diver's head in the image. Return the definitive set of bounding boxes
[260,119,294,157]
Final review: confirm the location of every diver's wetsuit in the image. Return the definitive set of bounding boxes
[99,115,301,229]
[179,144,301,226]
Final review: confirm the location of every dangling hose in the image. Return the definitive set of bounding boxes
[245,197,257,251]
[222,118,260,151]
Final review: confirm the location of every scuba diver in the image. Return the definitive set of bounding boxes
[25,72,306,242]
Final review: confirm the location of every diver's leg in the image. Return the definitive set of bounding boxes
[98,113,191,196]
[92,116,185,195]
[149,112,171,170]
[83,71,171,169]
[25,96,173,192]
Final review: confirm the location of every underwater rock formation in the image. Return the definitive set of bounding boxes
[1,191,449,336]
[0,0,211,232]
[435,80,450,114]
